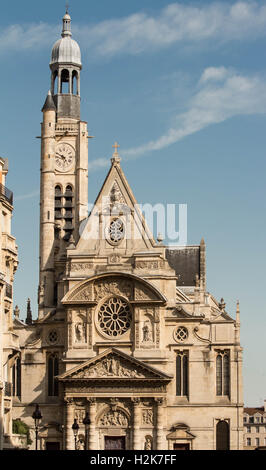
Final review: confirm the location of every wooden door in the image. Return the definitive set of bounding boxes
[104,436,126,450]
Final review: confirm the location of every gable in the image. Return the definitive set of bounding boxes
[73,157,162,254]
[58,348,172,381]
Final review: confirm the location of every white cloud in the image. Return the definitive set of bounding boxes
[2,2,266,56]
[121,68,266,159]
[76,1,266,57]
[199,67,231,83]
[0,23,57,54]
[87,67,266,171]
[15,190,39,201]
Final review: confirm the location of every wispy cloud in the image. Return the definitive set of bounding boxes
[2,2,266,56]
[0,23,57,54]
[15,190,39,201]
[88,66,266,169]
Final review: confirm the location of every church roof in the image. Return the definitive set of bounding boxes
[166,246,200,287]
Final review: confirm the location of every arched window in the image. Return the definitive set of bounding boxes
[216,420,230,450]
[72,70,78,95]
[60,69,70,94]
[63,185,74,241]
[55,185,63,221]
[176,351,188,397]
[48,353,59,396]
[52,71,58,95]
[216,351,230,396]
[12,357,21,397]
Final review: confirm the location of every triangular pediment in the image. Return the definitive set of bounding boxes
[58,348,172,381]
[73,158,162,254]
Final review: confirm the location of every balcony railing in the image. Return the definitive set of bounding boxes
[0,183,13,205]
[5,283,12,299]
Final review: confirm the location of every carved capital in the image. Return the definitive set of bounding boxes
[131,397,141,405]
[154,397,166,406]
[86,397,96,405]
[64,397,74,406]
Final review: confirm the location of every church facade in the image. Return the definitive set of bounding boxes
[12,12,243,450]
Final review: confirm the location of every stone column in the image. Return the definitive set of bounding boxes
[87,398,97,450]
[132,398,141,450]
[155,398,165,450]
[64,398,75,450]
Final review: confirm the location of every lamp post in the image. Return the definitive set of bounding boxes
[72,418,79,450]
[32,404,42,450]
[82,412,91,450]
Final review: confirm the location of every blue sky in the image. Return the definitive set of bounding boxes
[1,0,266,407]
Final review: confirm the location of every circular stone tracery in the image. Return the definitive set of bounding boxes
[108,218,124,244]
[98,297,132,338]
[174,326,188,343]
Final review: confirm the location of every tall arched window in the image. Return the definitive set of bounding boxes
[12,357,21,398]
[60,69,70,93]
[48,353,59,397]
[216,420,230,450]
[176,351,188,397]
[63,185,74,241]
[216,351,230,396]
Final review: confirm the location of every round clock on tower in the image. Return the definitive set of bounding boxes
[55,143,75,172]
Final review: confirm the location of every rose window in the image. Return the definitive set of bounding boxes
[174,326,188,342]
[98,297,132,337]
[108,218,124,244]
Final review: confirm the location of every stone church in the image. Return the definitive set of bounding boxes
[12,11,243,450]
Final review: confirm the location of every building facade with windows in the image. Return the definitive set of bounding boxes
[0,157,19,449]
[243,402,266,450]
[12,11,243,450]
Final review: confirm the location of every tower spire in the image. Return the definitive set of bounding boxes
[26,298,32,325]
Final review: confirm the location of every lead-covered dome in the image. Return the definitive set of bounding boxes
[50,11,82,67]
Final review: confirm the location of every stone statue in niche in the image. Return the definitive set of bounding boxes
[76,436,85,450]
[75,322,86,343]
[144,436,152,450]
[142,321,153,342]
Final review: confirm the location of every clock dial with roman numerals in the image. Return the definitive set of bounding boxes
[55,143,74,172]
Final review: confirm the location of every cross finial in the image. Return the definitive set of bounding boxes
[111,142,121,165]
[112,142,120,156]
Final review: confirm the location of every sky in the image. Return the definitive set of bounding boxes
[0,0,266,407]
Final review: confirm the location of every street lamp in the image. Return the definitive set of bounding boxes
[32,404,42,450]
[82,412,91,450]
[72,418,79,450]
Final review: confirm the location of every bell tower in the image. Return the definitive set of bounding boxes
[39,10,89,319]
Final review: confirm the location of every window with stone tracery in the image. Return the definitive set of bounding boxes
[48,353,59,397]
[107,218,125,245]
[176,351,188,397]
[216,351,230,396]
[98,297,132,338]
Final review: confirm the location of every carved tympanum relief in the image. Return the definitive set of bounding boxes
[99,409,129,427]
[74,355,146,379]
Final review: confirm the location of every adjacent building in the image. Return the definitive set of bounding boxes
[12,11,244,450]
[0,157,19,449]
[243,402,266,450]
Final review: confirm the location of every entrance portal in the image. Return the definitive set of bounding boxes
[104,436,126,450]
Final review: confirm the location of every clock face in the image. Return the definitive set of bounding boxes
[55,143,74,172]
